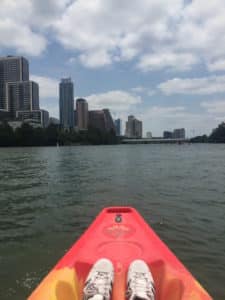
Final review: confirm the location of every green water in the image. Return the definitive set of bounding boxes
[0,144,224,299]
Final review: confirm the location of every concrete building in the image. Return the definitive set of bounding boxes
[89,109,115,132]
[0,56,29,83]
[0,56,29,111]
[76,98,88,130]
[125,115,142,138]
[6,81,39,118]
[163,131,173,139]
[59,78,74,129]
[89,110,105,131]
[114,118,121,136]
[173,128,185,139]
[0,56,48,126]
[16,109,49,127]
[103,109,115,132]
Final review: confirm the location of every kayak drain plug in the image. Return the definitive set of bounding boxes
[115,214,122,223]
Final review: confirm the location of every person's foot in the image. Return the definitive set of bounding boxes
[83,258,114,300]
[126,260,155,300]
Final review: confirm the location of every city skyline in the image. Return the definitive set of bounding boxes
[1,1,225,136]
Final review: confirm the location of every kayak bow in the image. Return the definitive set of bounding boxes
[28,206,212,300]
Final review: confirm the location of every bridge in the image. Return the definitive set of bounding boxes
[121,138,189,144]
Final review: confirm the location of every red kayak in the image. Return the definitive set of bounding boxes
[28,207,212,300]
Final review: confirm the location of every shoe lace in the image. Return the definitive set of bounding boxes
[127,272,155,300]
[84,271,112,299]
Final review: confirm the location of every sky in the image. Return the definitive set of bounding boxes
[1,0,225,136]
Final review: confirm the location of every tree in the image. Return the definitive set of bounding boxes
[15,123,34,146]
[208,123,225,143]
[190,134,208,143]
[0,121,15,146]
[45,124,59,145]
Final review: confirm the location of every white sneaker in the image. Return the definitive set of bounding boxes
[83,258,114,300]
[126,260,155,300]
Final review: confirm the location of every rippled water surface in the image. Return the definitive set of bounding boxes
[0,144,224,299]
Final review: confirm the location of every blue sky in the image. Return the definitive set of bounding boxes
[1,0,225,136]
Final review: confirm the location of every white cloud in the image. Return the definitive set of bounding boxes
[159,75,225,95]
[79,49,112,68]
[31,75,58,98]
[207,59,225,72]
[2,0,225,71]
[30,75,59,118]
[0,0,45,56]
[0,19,46,56]
[0,0,70,56]
[201,100,225,114]
[54,0,184,68]
[52,0,225,70]
[40,99,59,119]
[137,52,198,72]
[86,90,142,113]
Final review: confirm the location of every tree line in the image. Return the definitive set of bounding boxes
[1,121,225,146]
[190,122,225,143]
[0,122,119,147]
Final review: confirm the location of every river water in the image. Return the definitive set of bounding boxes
[0,144,224,299]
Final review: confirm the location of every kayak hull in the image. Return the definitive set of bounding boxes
[28,207,212,300]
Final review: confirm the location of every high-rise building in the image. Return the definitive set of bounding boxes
[173,128,185,139]
[6,81,39,118]
[0,56,29,111]
[59,78,74,129]
[163,131,173,139]
[89,110,105,131]
[0,56,29,83]
[89,109,115,132]
[114,118,121,136]
[103,109,115,132]
[0,56,46,126]
[125,115,142,138]
[76,98,88,130]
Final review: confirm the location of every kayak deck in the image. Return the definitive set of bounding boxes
[28,206,212,300]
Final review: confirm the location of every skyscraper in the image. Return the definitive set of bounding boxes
[114,118,121,136]
[0,56,29,111]
[6,81,39,118]
[125,115,142,138]
[0,56,29,82]
[76,98,88,130]
[59,78,74,129]
[0,55,49,127]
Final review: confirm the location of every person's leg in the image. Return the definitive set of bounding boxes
[126,260,155,300]
[83,258,114,300]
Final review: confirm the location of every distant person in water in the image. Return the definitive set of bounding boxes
[83,258,155,300]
